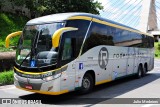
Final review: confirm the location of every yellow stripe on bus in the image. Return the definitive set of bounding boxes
[68,16,92,21]
[16,86,69,95]
[92,18,152,37]
[95,79,112,85]
[67,16,152,37]
[14,64,68,75]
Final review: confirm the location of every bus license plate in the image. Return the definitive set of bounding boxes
[25,85,33,90]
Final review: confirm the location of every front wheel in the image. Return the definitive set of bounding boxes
[80,73,94,94]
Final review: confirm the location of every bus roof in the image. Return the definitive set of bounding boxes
[27,12,134,29]
[27,13,90,25]
[26,12,152,36]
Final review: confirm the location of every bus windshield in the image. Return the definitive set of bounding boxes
[16,22,65,67]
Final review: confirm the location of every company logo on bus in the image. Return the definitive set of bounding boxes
[98,47,109,69]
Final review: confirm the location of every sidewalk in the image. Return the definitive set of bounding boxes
[0,84,14,89]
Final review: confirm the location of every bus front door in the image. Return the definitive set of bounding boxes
[59,35,77,91]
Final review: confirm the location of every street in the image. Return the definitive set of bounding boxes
[0,59,160,107]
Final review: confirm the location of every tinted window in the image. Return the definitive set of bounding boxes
[114,29,144,47]
[148,36,154,48]
[114,29,131,46]
[82,21,154,53]
[82,22,114,53]
[128,33,143,47]
[65,20,90,57]
[133,34,143,47]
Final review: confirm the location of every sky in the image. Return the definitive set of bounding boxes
[97,0,160,31]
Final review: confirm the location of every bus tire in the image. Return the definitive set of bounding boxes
[136,65,143,79]
[143,64,148,76]
[80,73,94,94]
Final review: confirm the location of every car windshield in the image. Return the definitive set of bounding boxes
[16,22,65,67]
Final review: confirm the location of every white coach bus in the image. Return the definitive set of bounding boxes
[5,13,154,95]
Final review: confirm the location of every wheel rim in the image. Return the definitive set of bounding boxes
[83,78,90,89]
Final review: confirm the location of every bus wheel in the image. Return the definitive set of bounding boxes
[143,64,148,76]
[136,65,143,79]
[80,73,94,94]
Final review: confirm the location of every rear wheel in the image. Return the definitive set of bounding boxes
[80,73,94,94]
[143,64,148,76]
[136,65,143,78]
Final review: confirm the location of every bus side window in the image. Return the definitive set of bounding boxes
[82,22,115,54]
[62,38,73,60]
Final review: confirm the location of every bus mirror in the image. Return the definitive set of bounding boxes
[52,27,78,48]
[5,31,22,48]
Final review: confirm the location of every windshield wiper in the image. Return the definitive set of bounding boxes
[19,31,39,67]
[19,51,31,67]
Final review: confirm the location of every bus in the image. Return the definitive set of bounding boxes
[5,13,154,95]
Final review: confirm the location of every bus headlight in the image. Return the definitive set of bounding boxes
[43,73,61,81]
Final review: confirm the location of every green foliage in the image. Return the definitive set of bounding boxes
[12,0,103,16]
[0,12,28,51]
[0,70,14,85]
[155,42,160,58]
[0,47,13,52]
[12,0,25,6]
[158,44,160,50]
[0,0,4,7]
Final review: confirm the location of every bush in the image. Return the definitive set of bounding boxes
[158,44,160,51]
[154,42,160,58]
[0,70,14,86]
[0,12,28,51]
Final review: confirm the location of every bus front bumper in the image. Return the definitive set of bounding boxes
[14,73,69,95]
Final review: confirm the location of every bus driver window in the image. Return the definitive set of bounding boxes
[62,38,73,60]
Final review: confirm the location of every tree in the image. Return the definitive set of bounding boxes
[0,0,5,10]
[41,0,103,15]
[12,0,103,17]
